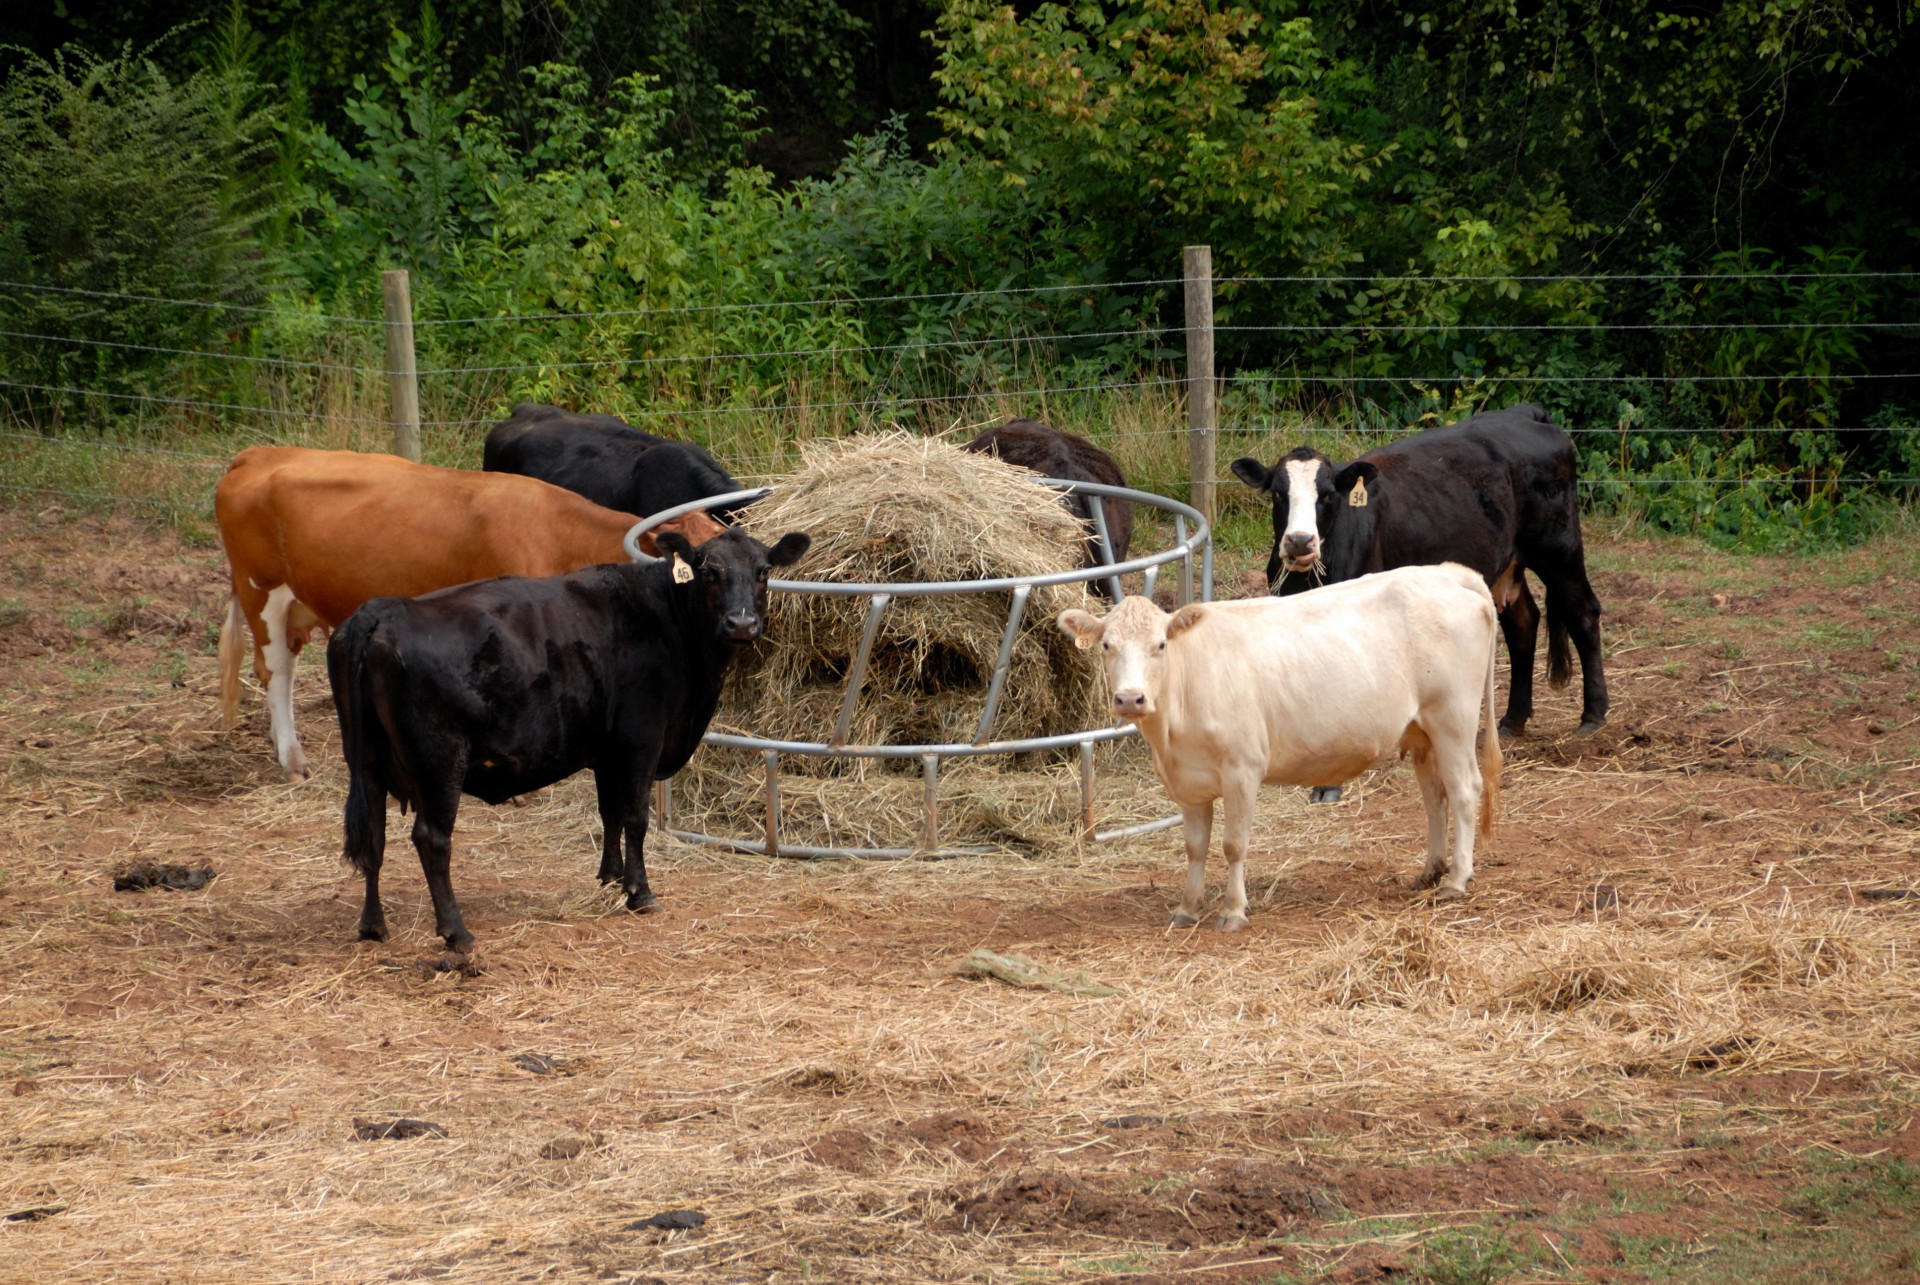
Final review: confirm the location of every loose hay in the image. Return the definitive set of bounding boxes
[10,495,1920,1283]
[674,431,1135,853]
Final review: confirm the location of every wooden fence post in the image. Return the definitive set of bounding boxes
[382,269,421,462]
[1183,245,1216,527]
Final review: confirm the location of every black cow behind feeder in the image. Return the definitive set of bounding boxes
[964,418,1134,599]
[1231,404,1606,800]
[326,525,811,956]
[483,402,747,522]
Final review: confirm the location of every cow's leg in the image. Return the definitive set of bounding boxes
[1407,748,1453,892]
[1430,733,1484,897]
[1543,565,1609,734]
[598,761,661,913]
[1496,578,1540,736]
[259,585,311,782]
[594,773,625,886]
[1169,803,1214,928]
[409,782,473,954]
[1309,785,1342,804]
[1216,775,1259,932]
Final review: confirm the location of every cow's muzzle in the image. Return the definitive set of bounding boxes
[1280,533,1319,571]
[723,612,763,642]
[1112,688,1151,719]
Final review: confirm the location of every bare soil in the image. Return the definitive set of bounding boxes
[2,501,1918,1284]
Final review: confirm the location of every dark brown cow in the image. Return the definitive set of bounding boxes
[965,417,1133,598]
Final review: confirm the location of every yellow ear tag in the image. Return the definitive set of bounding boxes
[672,553,694,584]
[1074,633,1094,651]
[1349,475,1369,508]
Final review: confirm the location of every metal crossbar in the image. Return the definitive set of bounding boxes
[637,478,1212,860]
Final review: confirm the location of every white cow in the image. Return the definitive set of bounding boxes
[1058,563,1501,930]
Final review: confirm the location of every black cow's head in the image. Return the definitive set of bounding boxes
[656,527,811,643]
[1230,448,1378,589]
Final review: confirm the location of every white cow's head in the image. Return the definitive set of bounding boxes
[1057,596,1204,722]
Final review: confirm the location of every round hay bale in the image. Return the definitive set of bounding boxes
[672,431,1157,854]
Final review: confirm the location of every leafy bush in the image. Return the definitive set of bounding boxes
[0,26,278,428]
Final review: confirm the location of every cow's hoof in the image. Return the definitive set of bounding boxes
[357,924,388,943]
[283,764,312,784]
[1496,721,1525,737]
[1168,911,1202,929]
[1407,871,1442,892]
[1308,786,1343,804]
[1430,885,1469,901]
[1575,717,1607,736]
[1217,913,1249,933]
[626,891,659,913]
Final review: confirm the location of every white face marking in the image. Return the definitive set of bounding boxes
[1280,458,1323,569]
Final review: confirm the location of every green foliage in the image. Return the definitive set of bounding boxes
[931,0,1371,276]
[0,26,279,426]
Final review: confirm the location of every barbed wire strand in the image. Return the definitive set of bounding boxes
[8,268,1920,332]
[0,279,379,325]
[1225,271,1920,285]
[0,328,371,374]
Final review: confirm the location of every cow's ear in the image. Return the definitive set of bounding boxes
[1057,609,1105,650]
[656,530,696,567]
[1229,457,1274,491]
[1166,604,1206,639]
[1333,461,1379,506]
[765,531,811,568]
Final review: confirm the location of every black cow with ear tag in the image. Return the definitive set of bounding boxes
[326,525,811,957]
[1231,403,1606,745]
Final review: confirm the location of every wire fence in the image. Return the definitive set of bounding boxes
[2,265,1916,526]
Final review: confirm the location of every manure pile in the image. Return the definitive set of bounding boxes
[672,432,1165,854]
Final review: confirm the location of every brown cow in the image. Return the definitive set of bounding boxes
[214,446,727,781]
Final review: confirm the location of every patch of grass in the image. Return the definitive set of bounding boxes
[1790,1153,1920,1224]
[0,595,27,628]
[1063,1250,1158,1275]
[145,650,190,685]
[1414,1226,1520,1284]
[1801,622,1877,649]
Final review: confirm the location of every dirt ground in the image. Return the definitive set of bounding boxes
[2,502,1918,1284]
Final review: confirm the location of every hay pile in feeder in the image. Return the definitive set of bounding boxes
[670,431,1162,855]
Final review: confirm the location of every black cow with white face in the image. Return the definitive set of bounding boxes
[1231,404,1607,746]
[326,525,810,955]
[483,402,747,522]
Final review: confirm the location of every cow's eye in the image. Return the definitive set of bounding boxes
[1156,641,1166,652]
[1101,641,1111,652]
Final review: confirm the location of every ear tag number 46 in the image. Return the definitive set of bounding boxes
[672,553,694,584]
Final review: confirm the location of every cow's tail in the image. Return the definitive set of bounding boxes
[1546,606,1573,690]
[328,612,385,877]
[217,596,244,731]
[1479,622,1502,838]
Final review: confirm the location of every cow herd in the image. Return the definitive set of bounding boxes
[210,403,1607,955]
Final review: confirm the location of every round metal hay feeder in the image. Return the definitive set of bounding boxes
[631,478,1214,859]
